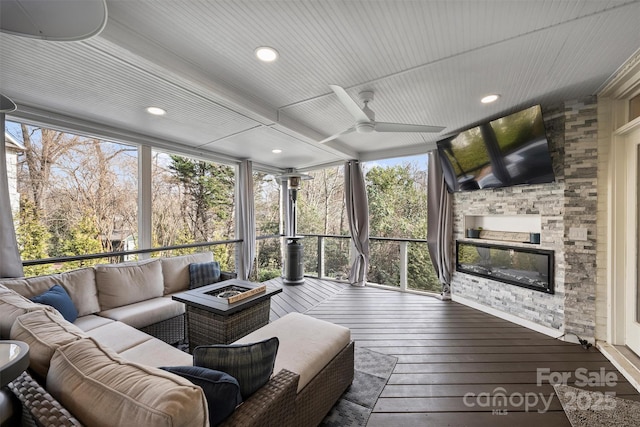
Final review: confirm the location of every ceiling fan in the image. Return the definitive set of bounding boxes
[319,85,445,144]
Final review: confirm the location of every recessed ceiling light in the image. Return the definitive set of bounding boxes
[255,46,279,62]
[481,94,500,104]
[146,106,166,116]
[272,149,282,154]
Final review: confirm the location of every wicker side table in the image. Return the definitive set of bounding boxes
[172,279,282,352]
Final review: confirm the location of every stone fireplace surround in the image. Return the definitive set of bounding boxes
[450,98,598,341]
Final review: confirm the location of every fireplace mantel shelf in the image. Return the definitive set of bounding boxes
[458,237,551,250]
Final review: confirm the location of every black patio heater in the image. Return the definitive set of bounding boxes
[279,171,311,285]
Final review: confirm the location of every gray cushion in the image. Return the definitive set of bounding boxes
[193,337,279,399]
[161,252,213,294]
[189,262,221,289]
[160,366,242,426]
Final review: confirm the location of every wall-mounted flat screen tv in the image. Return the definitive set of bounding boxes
[436,105,555,192]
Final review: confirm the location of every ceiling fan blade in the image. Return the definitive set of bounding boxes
[329,85,370,123]
[375,122,445,133]
[319,127,355,144]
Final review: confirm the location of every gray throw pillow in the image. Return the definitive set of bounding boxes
[189,261,221,289]
[193,337,279,399]
[160,366,242,426]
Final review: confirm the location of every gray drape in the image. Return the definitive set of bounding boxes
[345,160,369,286]
[237,160,255,280]
[427,150,452,298]
[0,113,24,278]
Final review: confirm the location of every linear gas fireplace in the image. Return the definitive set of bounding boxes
[456,240,554,294]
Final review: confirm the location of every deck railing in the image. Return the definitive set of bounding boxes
[298,233,441,293]
[20,234,441,294]
[21,239,242,276]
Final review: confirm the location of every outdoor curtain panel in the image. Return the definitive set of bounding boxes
[237,160,256,280]
[345,160,370,286]
[0,113,24,278]
[427,150,453,297]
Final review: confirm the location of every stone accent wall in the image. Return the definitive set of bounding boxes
[451,98,598,339]
[562,98,598,339]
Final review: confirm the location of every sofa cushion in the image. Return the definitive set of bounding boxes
[84,321,153,353]
[0,268,99,317]
[73,314,115,332]
[161,366,242,426]
[47,338,208,427]
[118,338,193,367]
[98,297,185,329]
[161,252,213,295]
[0,285,55,339]
[30,285,78,322]
[234,312,351,392]
[194,337,279,399]
[95,259,164,310]
[189,261,221,289]
[10,310,86,378]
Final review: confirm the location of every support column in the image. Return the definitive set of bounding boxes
[137,145,152,259]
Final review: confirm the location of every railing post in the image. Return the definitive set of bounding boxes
[399,241,408,291]
[317,236,325,278]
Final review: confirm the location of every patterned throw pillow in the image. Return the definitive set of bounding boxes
[189,261,221,289]
[193,337,279,399]
[31,284,78,323]
[160,366,242,426]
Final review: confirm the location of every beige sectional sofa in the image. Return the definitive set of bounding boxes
[1,252,231,346]
[0,253,354,427]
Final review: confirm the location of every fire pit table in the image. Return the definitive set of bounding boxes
[172,279,282,351]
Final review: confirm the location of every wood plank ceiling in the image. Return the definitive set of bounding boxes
[1,1,639,170]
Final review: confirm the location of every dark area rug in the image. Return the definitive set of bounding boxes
[321,346,397,427]
[554,384,640,427]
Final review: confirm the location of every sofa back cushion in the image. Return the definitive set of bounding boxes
[0,285,55,339]
[10,310,86,378]
[161,252,213,295]
[95,259,164,311]
[47,338,208,427]
[0,268,100,316]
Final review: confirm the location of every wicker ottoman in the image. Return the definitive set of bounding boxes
[234,312,354,426]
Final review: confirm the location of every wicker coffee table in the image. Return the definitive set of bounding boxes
[172,279,282,352]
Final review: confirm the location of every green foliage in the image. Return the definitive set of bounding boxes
[16,198,52,276]
[59,213,103,269]
[366,165,426,238]
[407,242,440,292]
[364,163,440,291]
[168,155,235,268]
[257,268,281,283]
[169,155,235,240]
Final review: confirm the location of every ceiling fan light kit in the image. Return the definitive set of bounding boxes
[320,85,445,143]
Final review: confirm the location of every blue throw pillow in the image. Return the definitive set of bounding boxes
[30,284,78,323]
[189,261,221,289]
[193,337,279,399]
[160,366,242,426]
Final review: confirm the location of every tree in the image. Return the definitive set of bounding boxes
[365,163,439,291]
[16,198,52,276]
[60,213,103,268]
[19,125,80,212]
[169,156,234,242]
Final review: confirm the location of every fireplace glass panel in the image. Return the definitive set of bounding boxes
[456,241,554,294]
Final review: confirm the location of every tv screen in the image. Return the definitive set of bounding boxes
[436,105,555,192]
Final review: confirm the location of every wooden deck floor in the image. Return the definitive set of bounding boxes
[266,277,640,426]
